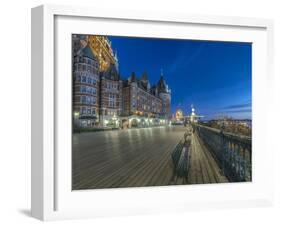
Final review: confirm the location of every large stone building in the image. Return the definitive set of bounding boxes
[99,63,123,127]
[72,34,171,129]
[122,71,171,128]
[73,42,100,128]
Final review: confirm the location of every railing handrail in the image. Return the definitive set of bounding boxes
[192,123,252,182]
[195,124,251,146]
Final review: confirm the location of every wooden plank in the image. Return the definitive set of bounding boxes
[72,126,187,189]
[194,131,228,183]
[73,125,228,190]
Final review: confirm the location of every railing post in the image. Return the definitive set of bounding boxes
[194,123,251,182]
[220,129,225,176]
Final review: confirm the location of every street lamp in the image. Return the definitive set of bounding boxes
[73,111,80,130]
[112,114,118,128]
[74,111,80,118]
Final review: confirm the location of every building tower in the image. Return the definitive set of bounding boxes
[156,70,171,120]
[73,44,100,128]
[188,105,204,123]
[99,63,123,127]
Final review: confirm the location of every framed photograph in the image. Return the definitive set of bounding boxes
[31,4,274,221]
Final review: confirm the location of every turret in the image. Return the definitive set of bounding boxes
[156,69,171,119]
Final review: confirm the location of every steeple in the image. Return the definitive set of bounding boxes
[130,72,137,82]
[141,72,148,81]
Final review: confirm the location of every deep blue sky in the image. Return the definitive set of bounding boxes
[109,36,252,120]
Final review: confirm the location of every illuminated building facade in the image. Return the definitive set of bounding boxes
[175,109,184,121]
[73,39,100,128]
[87,36,119,72]
[99,64,123,127]
[72,34,171,129]
[155,72,172,119]
[122,71,171,128]
[122,73,162,116]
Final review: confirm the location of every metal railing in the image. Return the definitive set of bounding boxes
[192,124,252,182]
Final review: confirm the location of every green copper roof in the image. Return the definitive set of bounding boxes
[81,45,95,60]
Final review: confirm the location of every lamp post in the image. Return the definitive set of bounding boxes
[112,113,117,128]
[74,111,80,131]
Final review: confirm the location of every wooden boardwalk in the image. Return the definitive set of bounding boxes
[72,126,228,190]
[187,131,228,184]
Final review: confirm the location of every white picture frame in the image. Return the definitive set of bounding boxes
[31,4,274,221]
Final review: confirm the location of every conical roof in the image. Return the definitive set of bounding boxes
[130,72,137,82]
[141,72,148,81]
[157,75,168,93]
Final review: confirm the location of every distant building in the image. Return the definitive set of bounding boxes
[175,109,184,121]
[186,105,203,123]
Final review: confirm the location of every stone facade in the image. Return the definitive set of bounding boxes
[99,64,123,127]
[73,41,100,128]
[122,72,169,118]
[73,34,171,129]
